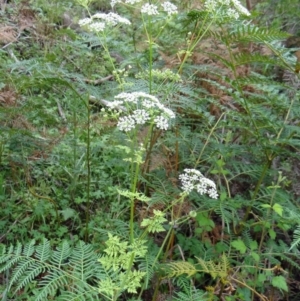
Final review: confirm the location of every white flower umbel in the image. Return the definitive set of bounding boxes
[161,2,178,15]
[92,12,131,26]
[204,0,250,19]
[125,0,143,4]
[227,8,239,20]
[132,109,150,125]
[107,92,175,132]
[88,22,106,32]
[179,169,218,199]
[232,0,251,16]
[154,115,169,130]
[78,18,92,26]
[117,116,136,132]
[141,3,159,15]
[78,12,131,32]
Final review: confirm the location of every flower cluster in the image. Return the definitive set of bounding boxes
[141,2,178,16]
[111,0,142,6]
[135,69,182,82]
[204,0,250,19]
[111,0,178,17]
[106,92,175,132]
[161,2,178,15]
[141,3,159,15]
[78,12,131,32]
[179,169,218,199]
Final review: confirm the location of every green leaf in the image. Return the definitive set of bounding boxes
[269,229,276,240]
[271,276,288,292]
[257,273,267,286]
[272,203,283,217]
[231,239,247,254]
[60,208,76,221]
[261,204,271,209]
[196,213,215,231]
[249,240,258,251]
[251,252,260,262]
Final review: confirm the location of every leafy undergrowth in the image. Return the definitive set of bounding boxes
[1,0,300,300]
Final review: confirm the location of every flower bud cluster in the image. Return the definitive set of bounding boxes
[78,12,131,32]
[111,0,178,17]
[106,92,175,132]
[135,69,181,82]
[179,169,218,199]
[204,0,250,19]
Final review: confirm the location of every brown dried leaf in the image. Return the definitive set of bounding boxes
[0,25,17,44]
[18,8,35,30]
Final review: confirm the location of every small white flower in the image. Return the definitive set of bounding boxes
[162,107,176,119]
[88,22,106,32]
[132,109,150,125]
[78,18,92,26]
[182,181,194,193]
[125,0,143,4]
[154,115,169,130]
[208,188,219,199]
[92,13,107,19]
[141,3,159,15]
[204,0,218,11]
[117,116,136,131]
[231,0,251,16]
[92,12,131,26]
[227,8,239,19]
[115,92,137,104]
[161,2,178,15]
[142,99,156,109]
[179,168,218,198]
[108,92,175,132]
[203,0,250,18]
[107,100,124,109]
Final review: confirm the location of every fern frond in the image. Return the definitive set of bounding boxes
[196,254,230,279]
[174,276,191,295]
[163,261,197,278]
[224,24,289,43]
[0,243,28,274]
[138,252,156,288]
[35,238,51,262]
[289,225,300,251]
[8,258,35,292]
[57,288,99,301]
[36,271,70,301]
[23,239,36,257]
[15,261,45,294]
[69,240,99,281]
[0,239,105,300]
[51,240,72,268]
[279,253,300,271]
[173,289,208,301]
[233,52,281,67]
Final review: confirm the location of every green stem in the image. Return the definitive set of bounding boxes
[237,158,272,235]
[85,97,91,242]
[129,161,140,244]
[177,14,214,75]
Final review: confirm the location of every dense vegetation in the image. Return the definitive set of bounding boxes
[0,0,300,300]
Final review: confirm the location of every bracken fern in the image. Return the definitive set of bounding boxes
[0,239,106,300]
